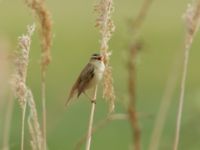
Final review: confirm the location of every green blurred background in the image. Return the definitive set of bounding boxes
[0,0,200,149]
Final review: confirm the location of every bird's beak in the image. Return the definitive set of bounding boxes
[100,56,103,61]
[96,56,104,61]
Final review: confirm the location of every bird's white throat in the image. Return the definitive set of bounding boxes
[93,60,105,81]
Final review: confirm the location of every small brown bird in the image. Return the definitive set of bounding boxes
[65,53,105,106]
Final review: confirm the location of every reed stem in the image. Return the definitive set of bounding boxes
[41,71,47,150]
[85,86,97,150]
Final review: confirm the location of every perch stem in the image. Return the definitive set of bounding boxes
[85,86,97,150]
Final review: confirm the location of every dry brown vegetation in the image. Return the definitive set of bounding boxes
[1,0,200,150]
[24,0,53,149]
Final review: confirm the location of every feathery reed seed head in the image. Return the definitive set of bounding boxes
[183,1,200,43]
[12,23,43,150]
[12,24,35,108]
[95,0,115,113]
[25,0,52,71]
[95,0,115,52]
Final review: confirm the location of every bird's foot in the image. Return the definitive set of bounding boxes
[91,99,96,104]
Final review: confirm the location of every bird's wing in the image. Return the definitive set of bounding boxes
[77,63,95,96]
[65,63,94,107]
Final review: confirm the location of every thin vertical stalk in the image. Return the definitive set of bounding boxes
[85,86,97,150]
[85,103,96,150]
[75,113,127,150]
[127,0,154,148]
[173,44,190,150]
[27,89,43,150]
[41,71,47,150]
[21,102,27,150]
[127,44,141,150]
[173,1,200,149]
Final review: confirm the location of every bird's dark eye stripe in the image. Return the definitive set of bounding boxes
[92,56,101,60]
[97,57,101,60]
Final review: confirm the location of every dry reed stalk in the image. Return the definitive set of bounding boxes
[95,0,116,113]
[148,51,181,150]
[24,1,52,149]
[85,86,97,150]
[127,43,142,150]
[126,0,154,149]
[85,103,96,150]
[12,24,35,150]
[173,1,200,150]
[75,113,127,150]
[27,89,43,150]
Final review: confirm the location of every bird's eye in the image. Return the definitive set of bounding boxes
[97,57,102,61]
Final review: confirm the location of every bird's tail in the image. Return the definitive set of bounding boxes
[65,88,76,107]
